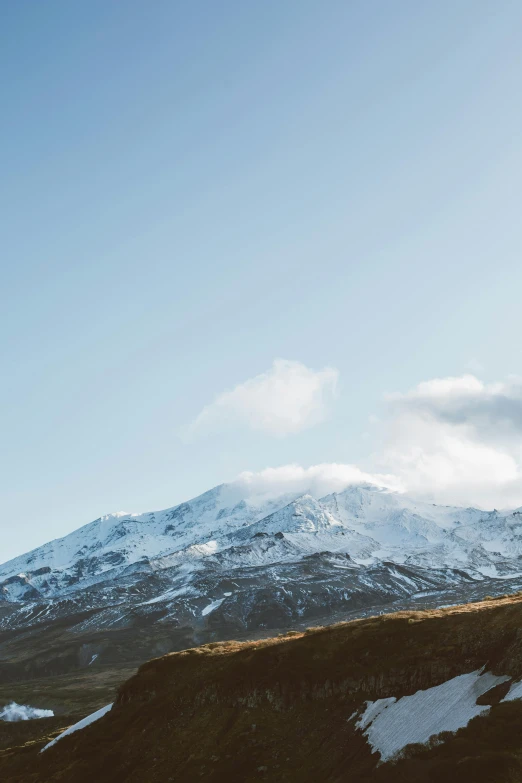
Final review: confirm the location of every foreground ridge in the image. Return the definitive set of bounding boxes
[5,593,522,782]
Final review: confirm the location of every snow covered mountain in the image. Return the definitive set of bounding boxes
[2,483,521,598]
[3,483,522,679]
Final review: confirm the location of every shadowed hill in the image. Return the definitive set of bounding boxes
[5,595,522,781]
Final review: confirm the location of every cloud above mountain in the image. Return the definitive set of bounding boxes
[224,373,522,510]
[234,462,399,500]
[187,359,339,438]
[188,365,522,508]
[375,374,522,508]
[387,375,522,441]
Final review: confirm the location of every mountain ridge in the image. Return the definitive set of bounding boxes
[3,482,522,684]
[2,482,522,602]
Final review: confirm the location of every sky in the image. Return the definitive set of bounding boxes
[2,0,522,562]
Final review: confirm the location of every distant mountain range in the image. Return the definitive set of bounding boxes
[3,483,522,679]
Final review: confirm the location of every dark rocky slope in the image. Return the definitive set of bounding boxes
[5,593,522,781]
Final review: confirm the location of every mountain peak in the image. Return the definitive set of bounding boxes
[1,481,521,608]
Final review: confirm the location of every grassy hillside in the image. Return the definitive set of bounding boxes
[4,594,522,781]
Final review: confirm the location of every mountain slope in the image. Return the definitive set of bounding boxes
[3,483,522,682]
[3,483,522,600]
[5,594,522,782]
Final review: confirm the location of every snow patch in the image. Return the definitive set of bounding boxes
[42,703,113,752]
[356,670,510,761]
[141,585,192,605]
[201,598,225,616]
[502,680,522,702]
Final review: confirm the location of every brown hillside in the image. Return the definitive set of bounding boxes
[5,594,522,782]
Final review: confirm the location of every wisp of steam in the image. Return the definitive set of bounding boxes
[0,702,54,721]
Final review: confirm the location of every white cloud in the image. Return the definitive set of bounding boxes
[188,368,522,509]
[387,374,485,402]
[226,374,522,510]
[233,463,400,500]
[187,359,338,438]
[374,374,522,508]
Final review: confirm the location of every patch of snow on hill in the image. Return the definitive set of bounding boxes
[502,680,522,701]
[202,598,225,616]
[356,670,510,761]
[42,704,113,752]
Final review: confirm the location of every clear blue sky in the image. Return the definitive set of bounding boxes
[2,0,522,561]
